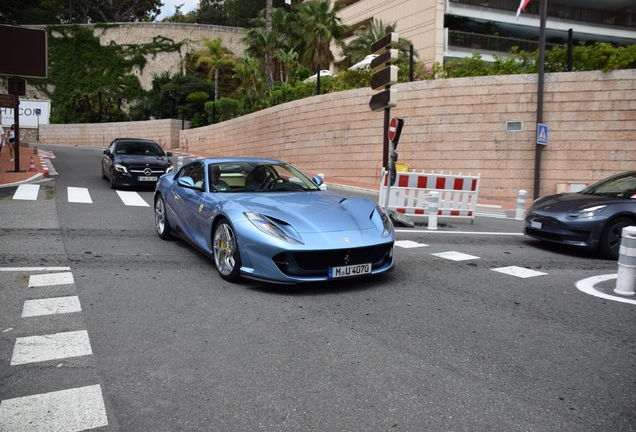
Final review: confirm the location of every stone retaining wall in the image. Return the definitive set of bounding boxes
[39,69,636,202]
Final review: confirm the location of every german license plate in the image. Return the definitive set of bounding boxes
[328,263,372,279]
[138,176,157,181]
[531,220,542,229]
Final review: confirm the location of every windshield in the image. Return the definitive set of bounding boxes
[116,141,164,156]
[580,172,636,198]
[209,162,321,192]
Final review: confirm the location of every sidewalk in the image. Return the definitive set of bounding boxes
[0,143,46,188]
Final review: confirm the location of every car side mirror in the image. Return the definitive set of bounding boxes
[166,152,173,157]
[312,175,323,187]
[177,176,196,188]
[103,149,111,155]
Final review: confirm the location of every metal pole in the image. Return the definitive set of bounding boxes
[567,29,573,72]
[316,63,321,95]
[409,45,414,82]
[533,0,547,200]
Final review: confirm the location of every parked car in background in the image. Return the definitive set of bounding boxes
[102,138,173,189]
[153,157,395,284]
[524,171,636,259]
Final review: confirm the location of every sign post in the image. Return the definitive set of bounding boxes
[368,27,399,172]
[0,25,47,173]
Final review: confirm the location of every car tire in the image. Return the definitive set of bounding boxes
[213,218,241,282]
[109,172,116,190]
[599,216,634,260]
[101,166,107,180]
[154,195,173,240]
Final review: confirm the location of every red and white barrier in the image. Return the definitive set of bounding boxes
[379,169,481,222]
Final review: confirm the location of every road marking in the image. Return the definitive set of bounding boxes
[576,274,636,305]
[432,251,480,261]
[0,385,108,430]
[396,229,524,235]
[0,267,71,272]
[67,186,93,203]
[116,190,149,207]
[22,296,82,317]
[11,330,93,365]
[395,240,429,248]
[28,272,74,287]
[491,266,547,278]
[12,184,40,200]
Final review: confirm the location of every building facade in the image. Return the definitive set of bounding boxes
[332,0,636,67]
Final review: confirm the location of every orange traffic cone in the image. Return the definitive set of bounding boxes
[28,156,37,172]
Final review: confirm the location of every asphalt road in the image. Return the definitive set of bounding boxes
[0,144,635,431]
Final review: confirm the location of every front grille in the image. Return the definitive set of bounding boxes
[273,243,393,277]
[129,167,166,175]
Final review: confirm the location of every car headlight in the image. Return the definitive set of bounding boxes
[114,163,128,174]
[567,205,607,218]
[244,212,304,244]
[374,205,393,237]
[166,165,174,173]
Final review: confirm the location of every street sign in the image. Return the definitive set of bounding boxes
[537,123,548,145]
[370,49,399,72]
[369,89,397,112]
[388,117,398,141]
[370,66,398,91]
[370,32,399,55]
[0,94,14,108]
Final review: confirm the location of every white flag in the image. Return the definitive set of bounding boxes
[516,0,531,19]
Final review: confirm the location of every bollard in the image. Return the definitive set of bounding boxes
[614,226,636,296]
[318,173,327,190]
[33,145,38,155]
[428,191,439,230]
[515,189,527,220]
[178,156,183,168]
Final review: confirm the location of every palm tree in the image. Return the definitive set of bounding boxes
[293,0,347,73]
[233,55,265,108]
[193,37,235,100]
[274,48,299,83]
[265,0,274,87]
[341,20,419,70]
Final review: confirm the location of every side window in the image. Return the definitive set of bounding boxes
[181,162,205,189]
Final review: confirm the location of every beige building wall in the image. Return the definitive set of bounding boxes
[39,70,636,204]
[333,0,442,67]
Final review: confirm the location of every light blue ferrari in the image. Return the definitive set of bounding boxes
[154,157,395,284]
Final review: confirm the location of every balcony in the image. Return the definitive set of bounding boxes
[449,0,635,29]
[446,30,562,57]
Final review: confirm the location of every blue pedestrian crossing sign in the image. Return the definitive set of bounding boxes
[537,123,548,145]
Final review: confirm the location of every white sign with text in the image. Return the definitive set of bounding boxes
[1,99,50,128]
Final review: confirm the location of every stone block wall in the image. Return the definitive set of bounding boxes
[38,69,636,203]
[39,118,186,150]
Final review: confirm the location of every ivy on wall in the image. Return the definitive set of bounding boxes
[31,25,184,124]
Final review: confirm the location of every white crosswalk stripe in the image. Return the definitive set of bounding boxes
[11,330,93,365]
[0,385,109,431]
[12,184,40,200]
[116,190,150,206]
[1,268,109,429]
[22,296,82,318]
[67,186,93,203]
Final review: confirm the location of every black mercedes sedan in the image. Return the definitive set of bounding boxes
[102,138,174,189]
[524,171,636,259]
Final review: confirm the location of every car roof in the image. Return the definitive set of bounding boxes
[197,157,285,165]
[114,138,159,144]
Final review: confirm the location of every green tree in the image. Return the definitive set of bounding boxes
[292,0,347,73]
[192,37,236,100]
[3,0,162,23]
[197,0,226,25]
